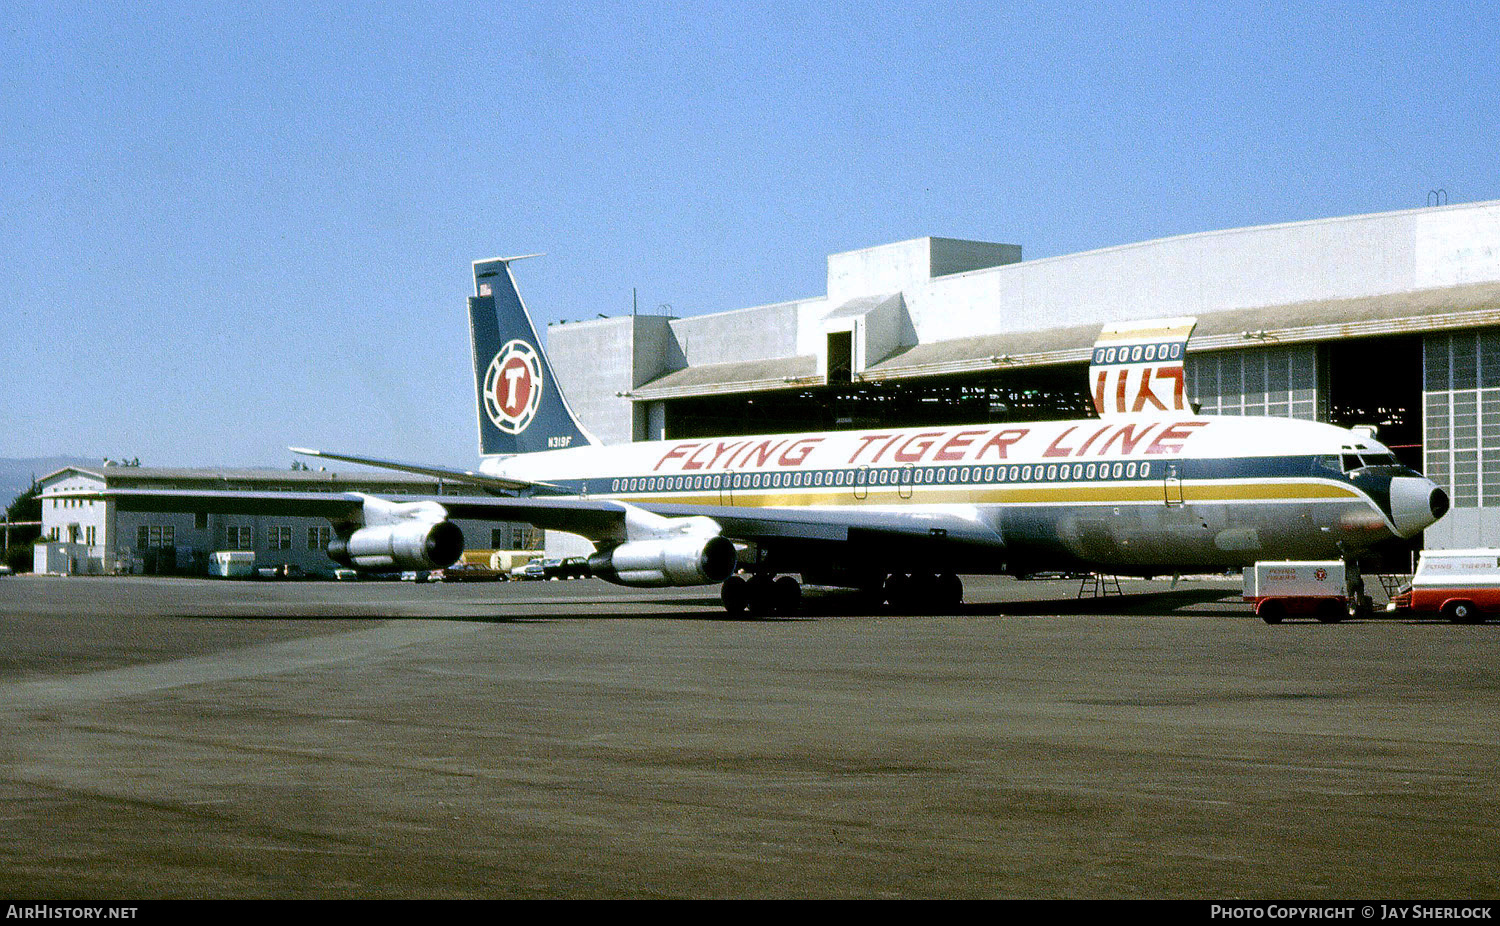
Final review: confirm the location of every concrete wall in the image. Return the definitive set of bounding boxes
[928,237,1023,278]
[827,238,932,306]
[549,301,823,443]
[546,317,641,446]
[900,202,1500,345]
[547,314,697,445]
[826,237,1021,305]
[669,301,805,366]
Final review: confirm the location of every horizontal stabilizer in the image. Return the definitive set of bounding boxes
[289,447,558,492]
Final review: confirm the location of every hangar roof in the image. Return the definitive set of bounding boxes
[633,280,1500,397]
[632,355,820,400]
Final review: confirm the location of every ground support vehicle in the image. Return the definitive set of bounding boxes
[1386,549,1500,624]
[1244,561,1354,624]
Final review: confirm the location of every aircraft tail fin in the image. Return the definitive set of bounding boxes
[469,256,600,456]
[1089,316,1198,416]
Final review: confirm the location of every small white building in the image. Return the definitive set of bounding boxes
[34,465,536,576]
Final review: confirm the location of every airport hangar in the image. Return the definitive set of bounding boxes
[543,199,1500,556]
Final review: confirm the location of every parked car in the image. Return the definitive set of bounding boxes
[441,563,503,582]
[511,561,546,580]
[544,557,590,580]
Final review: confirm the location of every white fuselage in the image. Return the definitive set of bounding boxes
[477,414,1445,573]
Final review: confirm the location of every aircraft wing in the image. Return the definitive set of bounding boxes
[81,487,1002,550]
[634,501,1000,546]
[80,489,369,520]
[288,447,560,492]
[437,497,1003,550]
[82,488,633,539]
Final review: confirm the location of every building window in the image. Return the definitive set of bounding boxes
[225,525,254,550]
[492,525,534,549]
[85,526,95,545]
[267,526,292,551]
[307,526,331,552]
[136,525,175,549]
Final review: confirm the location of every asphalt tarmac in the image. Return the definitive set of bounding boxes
[0,573,1496,899]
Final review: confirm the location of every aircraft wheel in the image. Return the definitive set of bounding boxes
[721,575,748,616]
[883,573,912,612]
[910,572,939,613]
[746,574,777,618]
[855,574,887,612]
[936,573,964,612]
[773,575,802,615]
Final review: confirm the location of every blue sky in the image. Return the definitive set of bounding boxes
[3,0,1496,468]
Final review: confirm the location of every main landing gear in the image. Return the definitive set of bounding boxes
[721,573,800,617]
[719,571,965,617]
[883,572,964,614]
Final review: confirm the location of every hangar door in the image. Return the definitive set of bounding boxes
[1424,330,1500,512]
[1184,344,1320,420]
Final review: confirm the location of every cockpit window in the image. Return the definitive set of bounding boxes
[1337,451,1400,471]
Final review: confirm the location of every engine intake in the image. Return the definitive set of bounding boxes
[328,520,465,572]
[588,535,737,588]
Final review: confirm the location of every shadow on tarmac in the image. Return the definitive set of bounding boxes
[971,588,1240,617]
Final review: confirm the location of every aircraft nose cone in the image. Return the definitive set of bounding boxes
[1389,477,1449,537]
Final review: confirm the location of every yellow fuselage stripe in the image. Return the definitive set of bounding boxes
[590,480,1366,508]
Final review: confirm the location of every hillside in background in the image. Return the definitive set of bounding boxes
[1,457,94,509]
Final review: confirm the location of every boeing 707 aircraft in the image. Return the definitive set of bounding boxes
[76,255,1450,616]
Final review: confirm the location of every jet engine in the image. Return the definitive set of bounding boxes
[587,535,737,588]
[328,519,465,572]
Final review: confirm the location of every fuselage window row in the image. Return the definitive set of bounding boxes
[605,461,1161,494]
